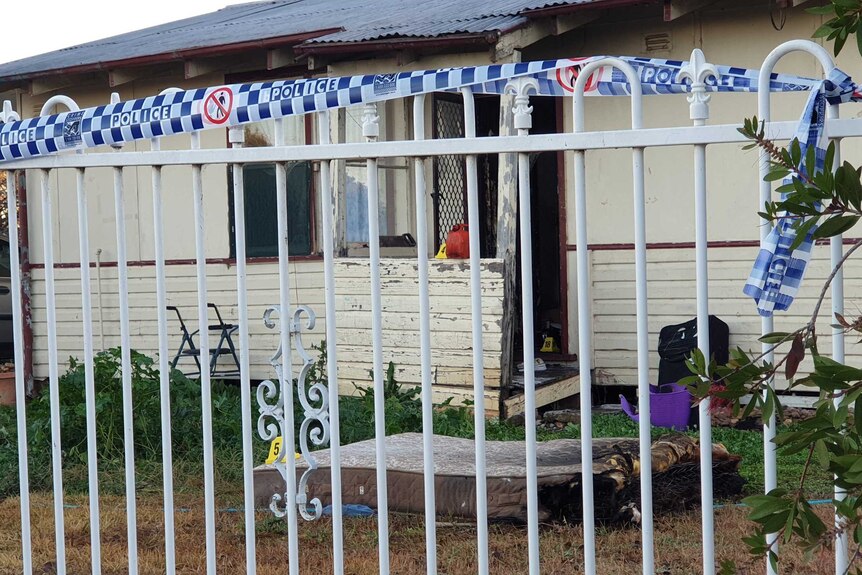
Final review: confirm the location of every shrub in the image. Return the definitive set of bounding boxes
[0,348,247,497]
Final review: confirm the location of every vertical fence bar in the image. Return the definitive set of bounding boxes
[227,125,258,575]
[75,167,102,575]
[40,169,67,575]
[9,172,33,575]
[758,41,835,575]
[695,112,716,575]
[363,102,391,575]
[149,136,176,575]
[628,88,655,575]
[189,133,218,574]
[827,99,848,575]
[112,166,139,575]
[572,94,597,575]
[573,59,647,575]
[317,110,346,575]
[461,87,490,574]
[757,51,780,575]
[411,96,438,574]
[680,50,719,575]
[273,119,301,575]
[505,78,541,575]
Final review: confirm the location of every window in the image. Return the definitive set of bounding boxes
[227,118,313,258]
[344,105,388,243]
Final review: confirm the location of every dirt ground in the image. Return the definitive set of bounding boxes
[0,493,839,575]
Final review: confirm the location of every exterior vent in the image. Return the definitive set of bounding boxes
[644,32,672,53]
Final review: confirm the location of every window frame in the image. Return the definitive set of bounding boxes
[224,68,318,263]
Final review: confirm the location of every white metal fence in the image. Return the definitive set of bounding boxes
[2,39,860,574]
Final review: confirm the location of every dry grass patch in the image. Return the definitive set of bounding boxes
[0,493,839,574]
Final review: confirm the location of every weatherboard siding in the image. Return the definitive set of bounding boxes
[28,258,506,411]
[589,245,859,391]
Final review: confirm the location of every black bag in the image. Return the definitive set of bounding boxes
[657,315,729,385]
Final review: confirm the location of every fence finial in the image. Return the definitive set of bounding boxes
[1,100,20,123]
[678,49,719,122]
[362,103,380,141]
[504,77,539,131]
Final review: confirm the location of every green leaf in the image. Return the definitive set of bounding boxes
[759,332,793,344]
[790,218,818,252]
[814,353,862,381]
[814,22,838,38]
[815,439,830,469]
[815,215,860,239]
[784,504,797,544]
[763,386,775,424]
[805,144,817,174]
[790,139,802,166]
[765,168,791,182]
[835,30,849,56]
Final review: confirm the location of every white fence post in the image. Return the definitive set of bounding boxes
[679,48,719,575]
[757,40,840,575]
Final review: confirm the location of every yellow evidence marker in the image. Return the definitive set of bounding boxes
[265,436,302,464]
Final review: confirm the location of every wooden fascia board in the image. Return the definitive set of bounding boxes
[663,0,719,21]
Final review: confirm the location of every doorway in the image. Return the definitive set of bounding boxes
[430,93,567,363]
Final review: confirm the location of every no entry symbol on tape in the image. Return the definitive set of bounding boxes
[204,87,233,124]
[556,60,599,93]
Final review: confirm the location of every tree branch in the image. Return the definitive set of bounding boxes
[810,238,862,327]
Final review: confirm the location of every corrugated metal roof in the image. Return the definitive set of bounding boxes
[0,0,609,79]
[312,15,526,44]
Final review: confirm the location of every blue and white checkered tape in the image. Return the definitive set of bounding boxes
[743,68,861,317]
[0,54,851,316]
[0,55,822,163]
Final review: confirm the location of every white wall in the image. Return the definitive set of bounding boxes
[19,0,862,400]
[30,258,506,411]
[524,3,862,380]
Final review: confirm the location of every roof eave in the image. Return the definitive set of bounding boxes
[523,0,661,17]
[0,28,342,85]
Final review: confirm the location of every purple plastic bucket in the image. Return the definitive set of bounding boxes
[619,383,692,431]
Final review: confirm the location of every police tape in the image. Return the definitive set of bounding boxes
[0,55,826,163]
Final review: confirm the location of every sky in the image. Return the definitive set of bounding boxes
[2,0,249,64]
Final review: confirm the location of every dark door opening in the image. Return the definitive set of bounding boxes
[432,94,499,257]
[431,94,568,374]
[517,97,566,363]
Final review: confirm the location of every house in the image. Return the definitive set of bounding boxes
[0,0,859,415]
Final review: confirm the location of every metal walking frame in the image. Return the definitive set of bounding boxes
[168,303,241,378]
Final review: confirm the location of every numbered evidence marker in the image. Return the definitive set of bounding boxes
[265,436,302,465]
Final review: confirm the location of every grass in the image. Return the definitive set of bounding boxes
[0,347,837,573]
[0,493,839,575]
[0,410,835,574]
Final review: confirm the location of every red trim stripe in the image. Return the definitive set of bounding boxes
[565,238,862,251]
[30,255,322,270]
